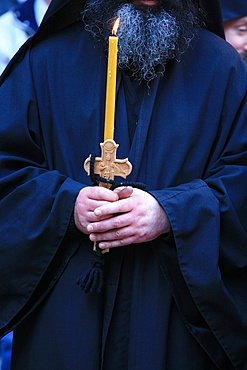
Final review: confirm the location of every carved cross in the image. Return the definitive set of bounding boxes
[84,139,132,189]
[84,139,132,253]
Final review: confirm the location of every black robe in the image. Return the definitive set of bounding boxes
[0,1,247,369]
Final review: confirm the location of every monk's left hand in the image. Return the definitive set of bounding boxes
[87,187,170,249]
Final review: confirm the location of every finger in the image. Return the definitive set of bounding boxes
[87,212,130,233]
[113,186,133,199]
[88,187,119,202]
[79,186,118,202]
[87,199,116,214]
[89,225,135,244]
[98,234,137,249]
[94,197,133,217]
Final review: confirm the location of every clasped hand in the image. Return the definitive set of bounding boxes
[74,186,170,250]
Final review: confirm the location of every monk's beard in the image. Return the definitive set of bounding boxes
[82,0,203,82]
[115,4,181,82]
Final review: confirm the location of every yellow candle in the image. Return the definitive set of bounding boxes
[104,18,120,140]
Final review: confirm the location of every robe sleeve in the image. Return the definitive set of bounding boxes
[0,51,86,336]
[150,87,247,368]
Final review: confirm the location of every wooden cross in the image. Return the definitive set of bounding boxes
[84,139,132,253]
[84,139,132,189]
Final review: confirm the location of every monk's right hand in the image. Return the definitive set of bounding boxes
[74,187,119,234]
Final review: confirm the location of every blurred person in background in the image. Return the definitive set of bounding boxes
[0,0,18,15]
[220,0,247,62]
[0,1,51,366]
[0,332,13,370]
[0,0,51,74]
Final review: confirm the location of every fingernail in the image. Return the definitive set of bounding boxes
[87,225,93,232]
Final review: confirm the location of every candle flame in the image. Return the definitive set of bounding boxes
[112,17,120,35]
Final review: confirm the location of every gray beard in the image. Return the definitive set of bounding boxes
[116,4,182,82]
[83,2,197,82]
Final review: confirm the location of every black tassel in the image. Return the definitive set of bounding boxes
[76,246,105,293]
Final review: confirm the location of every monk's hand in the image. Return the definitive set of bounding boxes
[87,187,170,249]
[74,186,119,234]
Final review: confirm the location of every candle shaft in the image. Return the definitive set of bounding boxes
[104,35,118,140]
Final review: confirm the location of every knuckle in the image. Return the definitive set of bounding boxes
[119,238,126,246]
[112,218,121,228]
[115,229,122,238]
[137,226,146,238]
